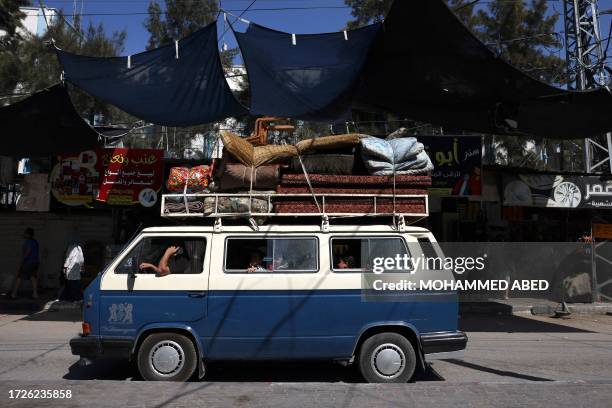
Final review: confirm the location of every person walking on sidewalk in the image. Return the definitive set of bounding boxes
[10,227,40,299]
[61,240,84,302]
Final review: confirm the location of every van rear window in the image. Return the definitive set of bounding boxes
[224,237,318,273]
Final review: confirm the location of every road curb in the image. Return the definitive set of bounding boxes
[460,301,612,316]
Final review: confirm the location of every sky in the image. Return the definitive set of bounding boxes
[43,0,355,55]
[42,0,611,65]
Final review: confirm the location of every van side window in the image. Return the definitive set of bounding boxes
[225,238,318,273]
[331,237,411,273]
[115,237,206,275]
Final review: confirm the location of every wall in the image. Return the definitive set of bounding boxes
[0,211,113,292]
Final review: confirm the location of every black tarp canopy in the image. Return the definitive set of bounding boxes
[56,22,246,127]
[0,84,99,158]
[234,22,382,121]
[355,0,612,139]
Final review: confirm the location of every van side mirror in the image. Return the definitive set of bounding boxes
[128,256,138,278]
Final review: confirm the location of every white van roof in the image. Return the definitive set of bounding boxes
[142,225,431,234]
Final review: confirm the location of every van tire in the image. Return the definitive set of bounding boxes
[358,332,416,383]
[137,333,197,382]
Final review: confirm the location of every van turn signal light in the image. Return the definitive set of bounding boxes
[82,322,91,336]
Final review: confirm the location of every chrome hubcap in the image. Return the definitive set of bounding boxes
[149,340,184,376]
[371,343,405,379]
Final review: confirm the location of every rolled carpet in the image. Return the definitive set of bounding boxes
[280,173,432,187]
[276,186,428,195]
[274,198,427,215]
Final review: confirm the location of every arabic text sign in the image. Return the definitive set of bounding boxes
[51,149,163,207]
[422,136,482,196]
[503,174,612,209]
[97,149,163,207]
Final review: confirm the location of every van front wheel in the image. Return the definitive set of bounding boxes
[358,332,416,383]
[137,333,197,381]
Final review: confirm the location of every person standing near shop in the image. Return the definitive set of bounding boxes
[10,227,40,299]
[61,240,84,302]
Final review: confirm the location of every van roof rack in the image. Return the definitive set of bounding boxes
[160,192,428,231]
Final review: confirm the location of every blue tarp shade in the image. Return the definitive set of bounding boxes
[234,23,381,121]
[356,0,612,139]
[56,22,246,127]
[0,84,99,158]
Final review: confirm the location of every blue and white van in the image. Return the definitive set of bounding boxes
[70,224,466,383]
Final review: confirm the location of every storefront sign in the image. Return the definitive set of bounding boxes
[503,174,612,208]
[51,148,163,208]
[593,223,612,240]
[422,136,482,196]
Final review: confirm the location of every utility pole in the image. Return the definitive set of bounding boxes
[563,0,611,173]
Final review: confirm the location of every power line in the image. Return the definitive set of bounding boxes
[29,6,351,17]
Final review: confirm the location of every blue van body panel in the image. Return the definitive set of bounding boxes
[202,289,457,359]
[82,275,101,335]
[98,290,207,338]
[90,288,458,360]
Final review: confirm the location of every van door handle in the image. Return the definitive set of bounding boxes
[188,291,207,298]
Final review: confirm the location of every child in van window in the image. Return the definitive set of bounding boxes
[336,257,349,269]
[246,252,267,273]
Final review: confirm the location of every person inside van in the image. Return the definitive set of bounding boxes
[336,257,349,269]
[140,245,190,276]
[246,251,267,273]
[272,254,289,271]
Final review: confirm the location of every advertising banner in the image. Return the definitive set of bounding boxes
[422,136,482,196]
[51,148,163,208]
[503,174,612,208]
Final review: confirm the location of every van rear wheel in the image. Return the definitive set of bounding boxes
[358,332,416,383]
[137,333,197,381]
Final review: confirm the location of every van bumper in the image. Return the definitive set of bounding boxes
[420,331,467,355]
[70,336,133,359]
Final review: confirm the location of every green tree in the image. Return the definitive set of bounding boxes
[0,0,29,44]
[475,0,565,84]
[0,12,129,123]
[140,0,244,158]
[144,0,238,67]
[345,0,479,30]
[344,0,565,84]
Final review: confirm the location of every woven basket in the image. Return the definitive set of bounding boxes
[221,131,297,167]
[296,134,362,154]
[253,144,298,167]
[220,131,255,166]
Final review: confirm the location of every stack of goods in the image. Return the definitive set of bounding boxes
[163,128,434,216]
[274,174,430,214]
[164,165,212,214]
[360,137,433,176]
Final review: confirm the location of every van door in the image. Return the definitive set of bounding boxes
[98,233,211,338]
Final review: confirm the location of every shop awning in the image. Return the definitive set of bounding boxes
[355,0,612,139]
[0,84,99,158]
[56,22,246,127]
[234,22,381,121]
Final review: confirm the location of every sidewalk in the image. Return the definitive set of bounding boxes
[460,298,612,316]
[0,289,81,314]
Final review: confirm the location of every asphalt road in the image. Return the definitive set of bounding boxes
[0,309,611,407]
